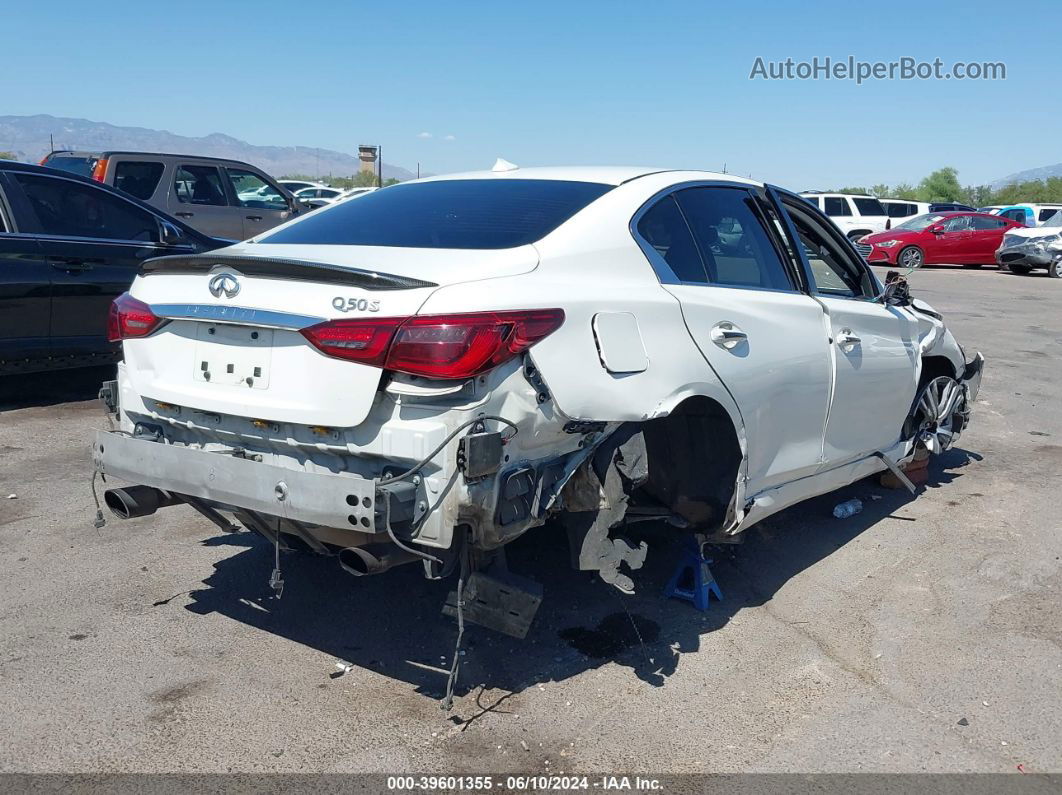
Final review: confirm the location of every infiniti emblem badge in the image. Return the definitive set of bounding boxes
[208,273,240,299]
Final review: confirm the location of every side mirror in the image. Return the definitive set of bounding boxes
[880,271,912,305]
[159,221,184,246]
[928,224,945,235]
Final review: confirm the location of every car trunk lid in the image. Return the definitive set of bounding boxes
[122,246,538,428]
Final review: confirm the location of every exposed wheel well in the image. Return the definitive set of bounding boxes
[919,355,957,388]
[638,396,742,532]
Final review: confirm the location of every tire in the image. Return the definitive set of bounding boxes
[1049,258,1062,279]
[1007,263,1033,275]
[911,375,965,455]
[898,246,924,269]
[961,264,983,269]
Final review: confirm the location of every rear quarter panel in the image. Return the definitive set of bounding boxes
[411,175,745,431]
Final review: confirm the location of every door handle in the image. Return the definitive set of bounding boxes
[836,328,861,351]
[246,215,263,221]
[709,321,748,350]
[175,212,194,218]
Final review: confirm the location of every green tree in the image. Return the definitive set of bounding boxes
[917,167,963,202]
[869,183,890,198]
[891,183,918,200]
[0,151,16,161]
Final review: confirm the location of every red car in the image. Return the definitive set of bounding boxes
[862,211,1024,269]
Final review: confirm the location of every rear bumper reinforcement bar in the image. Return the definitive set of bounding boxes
[93,431,377,531]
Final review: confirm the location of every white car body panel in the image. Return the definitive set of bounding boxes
[95,166,984,604]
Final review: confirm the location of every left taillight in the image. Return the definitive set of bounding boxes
[300,309,565,379]
[108,292,164,342]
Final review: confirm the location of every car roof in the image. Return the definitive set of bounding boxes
[801,191,876,198]
[415,165,758,187]
[46,150,259,168]
[0,160,215,242]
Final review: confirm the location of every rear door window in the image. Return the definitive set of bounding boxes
[853,197,886,216]
[971,215,1006,230]
[261,179,613,249]
[1038,208,1059,222]
[823,197,851,217]
[227,169,287,209]
[636,195,707,283]
[174,165,227,206]
[674,187,795,291]
[113,161,164,200]
[11,173,159,242]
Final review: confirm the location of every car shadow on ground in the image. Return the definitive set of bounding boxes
[0,366,115,411]
[181,447,977,703]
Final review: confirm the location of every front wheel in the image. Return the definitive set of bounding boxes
[898,246,924,269]
[1049,257,1062,279]
[912,375,967,455]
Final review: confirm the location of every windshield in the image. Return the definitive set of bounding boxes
[896,213,946,231]
[260,179,613,249]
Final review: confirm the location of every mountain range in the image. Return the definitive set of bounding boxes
[990,163,1062,189]
[0,114,417,182]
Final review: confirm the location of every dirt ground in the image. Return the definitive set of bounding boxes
[0,264,1059,775]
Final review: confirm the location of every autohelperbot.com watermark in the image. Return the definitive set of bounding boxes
[750,55,1006,84]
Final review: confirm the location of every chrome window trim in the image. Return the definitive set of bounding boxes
[150,303,325,330]
[629,180,801,295]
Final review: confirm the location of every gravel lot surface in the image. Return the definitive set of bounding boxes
[1,264,1059,775]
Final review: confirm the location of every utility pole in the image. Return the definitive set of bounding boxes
[417,162,420,179]
[378,145,383,187]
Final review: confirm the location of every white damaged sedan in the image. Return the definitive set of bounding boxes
[94,165,983,635]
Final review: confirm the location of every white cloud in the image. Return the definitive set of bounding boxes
[417,131,432,139]
[444,134,456,141]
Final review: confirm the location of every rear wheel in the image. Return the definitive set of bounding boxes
[1007,263,1033,275]
[1049,257,1062,279]
[898,246,923,269]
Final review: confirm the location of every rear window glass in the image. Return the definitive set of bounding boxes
[260,179,612,249]
[853,197,886,216]
[44,156,97,178]
[114,161,164,200]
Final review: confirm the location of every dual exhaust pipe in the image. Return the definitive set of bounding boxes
[105,486,418,578]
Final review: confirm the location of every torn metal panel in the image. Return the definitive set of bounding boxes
[561,425,650,593]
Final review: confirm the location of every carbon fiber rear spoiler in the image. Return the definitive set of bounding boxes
[140,254,438,291]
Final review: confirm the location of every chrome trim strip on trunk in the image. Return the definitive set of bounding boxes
[150,303,325,330]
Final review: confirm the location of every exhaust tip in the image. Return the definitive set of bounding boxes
[338,546,375,577]
[103,488,135,519]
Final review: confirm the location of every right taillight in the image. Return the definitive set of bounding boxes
[300,309,564,379]
[108,292,165,342]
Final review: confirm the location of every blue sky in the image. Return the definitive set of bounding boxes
[4,0,1059,187]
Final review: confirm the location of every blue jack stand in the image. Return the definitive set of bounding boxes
[664,537,722,611]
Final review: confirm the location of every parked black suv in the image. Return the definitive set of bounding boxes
[0,161,226,374]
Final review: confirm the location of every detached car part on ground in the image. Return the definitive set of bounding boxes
[995,211,1062,278]
[92,166,985,645]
